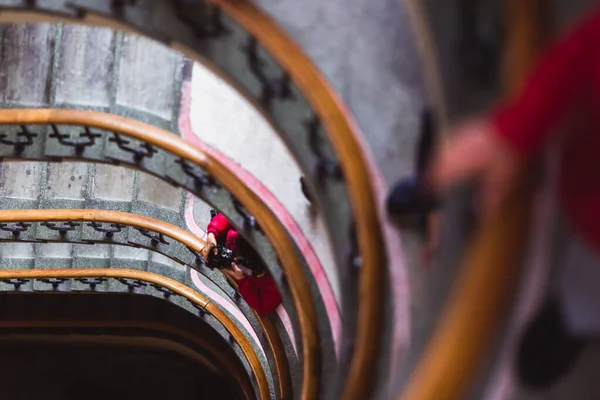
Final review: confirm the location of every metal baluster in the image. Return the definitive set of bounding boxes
[49,125,102,153]
[231,197,257,230]
[88,222,124,239]
[0,222,31,237]
[187,246,206,267]
[116,278,147,293]
[135,228,169,245]
[188,300,207,318]
[304,115,343,180]
[108,133,157,161]
[243,36,293,110]
[172,1,230,40]
[39,278,68,290]
[75,278,107,291]
[0,125,37,153]
[0,278,29,291]
[40,222,80,236]
[150,283,175,299]
[176,159,220,189]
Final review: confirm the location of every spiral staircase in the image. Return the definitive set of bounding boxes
[0,1,596,399]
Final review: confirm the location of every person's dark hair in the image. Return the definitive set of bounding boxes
[236,235,267,276]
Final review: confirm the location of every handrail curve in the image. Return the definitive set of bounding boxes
[0,107,317,399]
[0,207,291,399]
[0,208,205,249]
[0,267,268,400]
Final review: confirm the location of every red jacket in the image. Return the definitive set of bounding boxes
[207,214,282,315]
[491,6,600,253]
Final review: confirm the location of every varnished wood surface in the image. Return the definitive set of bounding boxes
[0,267,269,400]
[0,208,208,252]
[0,208,294,399]
[0,107,318,400]
[398,1,553,399]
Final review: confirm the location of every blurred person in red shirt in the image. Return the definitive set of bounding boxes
[428,6,600,391]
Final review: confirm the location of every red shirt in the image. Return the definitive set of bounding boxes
[207,214,282,315]
[491,7,600,253]
[207,213,239,255]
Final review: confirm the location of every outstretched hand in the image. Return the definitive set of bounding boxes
[202,233,218,260]
[428,119,521,220]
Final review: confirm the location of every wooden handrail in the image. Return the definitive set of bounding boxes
[0,208,292,399]
[0,208,207,251]
[220,4,386,398]
[0,107,318,399]
[0,267,268,399]
[399,2,553,399]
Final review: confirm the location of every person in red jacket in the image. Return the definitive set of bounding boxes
[205,213,282,315]
[428,6,600,391]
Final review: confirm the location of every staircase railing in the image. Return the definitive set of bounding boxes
[0,1,388,397]
[0,207,292,399]
[0,267,268,399]
[0,103,339,393]
[0,107,317,398]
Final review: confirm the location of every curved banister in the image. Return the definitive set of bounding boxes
[398,1,552,399]
[0,107,318,399]
[0,267,268,400]
[0,207,292,399]
[0,208,207,253]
